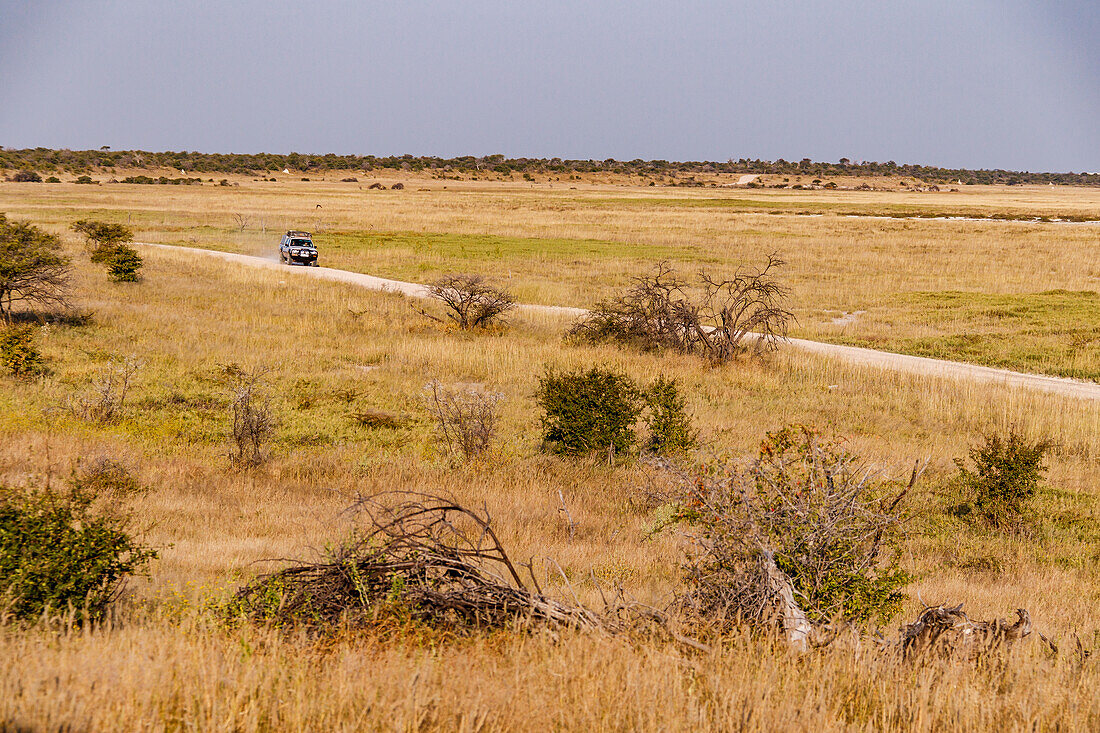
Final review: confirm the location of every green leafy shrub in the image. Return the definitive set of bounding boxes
[71,219,142,281]
[0,325,47,377]
[0,213,70,319]
[535,366,641,457]
[74,175,95,184]
[72,219,133,259]
[11,170,41,183]
[643,375,696,454]
[955,429,1052,525]
[0,464,156,623]
[103,244,143,282]
[673,425,912,625]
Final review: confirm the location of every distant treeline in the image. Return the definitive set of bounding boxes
[2,147,1098,186]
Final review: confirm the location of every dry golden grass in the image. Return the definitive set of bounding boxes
[3,176,1099,376]
[1,180,1099,730]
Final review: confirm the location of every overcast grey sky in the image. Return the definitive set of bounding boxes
[2,1,1099,171]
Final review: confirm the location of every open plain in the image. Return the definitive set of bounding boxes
[3,173,1100,730]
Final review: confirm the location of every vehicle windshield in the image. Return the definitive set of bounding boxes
[290,239,312,247]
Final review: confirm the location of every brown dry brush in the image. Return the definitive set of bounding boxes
[224,364,276,467]
[230,494,1058,660]
[660,426,917,642]
[419,274,517,330]
[70,357,142,423]
[232,493,615,634]
[425,381,502,460]
[900,603,1042,661]
[568,256,793,363]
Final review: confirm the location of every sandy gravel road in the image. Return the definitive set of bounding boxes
[139,243,1100,402]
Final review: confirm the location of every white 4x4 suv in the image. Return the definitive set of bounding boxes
[280,230,318,266]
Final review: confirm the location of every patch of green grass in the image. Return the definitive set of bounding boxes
[580,197,1100,221]
[827,290,1100,380]
[322,230,698,266]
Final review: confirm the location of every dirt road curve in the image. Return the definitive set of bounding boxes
[140,243,1100,402]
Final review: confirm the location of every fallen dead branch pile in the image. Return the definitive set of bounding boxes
[900,603,1042,659]
[233,493,609,633]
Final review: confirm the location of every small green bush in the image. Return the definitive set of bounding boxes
[0,465,156,623]
[535,366,641,457]
[71,219,142,281]
[0,325,47,377]
[12,170,41,183]
[955,429,1053,525]
[643,375,696,454]
[103,243,144,282]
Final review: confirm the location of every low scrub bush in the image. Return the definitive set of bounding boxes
[73,219,143,281]
[643,375,696,454]
[69,357,142,423]
[421,274,516,330]
[536,366,642,457]
[955,428,1052,526]
[0,462,156,623]
[568,258,792,363]
[536,369,697,459]
[72,219,133,256]
[426,381,502,460]
[1,325,47,377]
[668,425,913,630]
[102,243,143,282]
[11,170,41,182]
[225,364,277,467]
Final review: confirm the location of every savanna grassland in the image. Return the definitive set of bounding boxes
[2,173,1100,731]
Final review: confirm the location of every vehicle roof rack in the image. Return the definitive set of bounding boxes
[286,230,312,237]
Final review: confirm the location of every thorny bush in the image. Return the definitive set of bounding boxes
[69,357,142,423]
[224,364,277,467]
[668,425,914,626]
[425,381,502,460]
[422,274,516,330]
[568,257,792,363]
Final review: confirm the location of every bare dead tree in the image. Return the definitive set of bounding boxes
[568,256,793,363]
[421,274,516,330]
[224,365,276,467]
[425,381,502,460]
[231,213,251,232]
[695,254,793,360]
